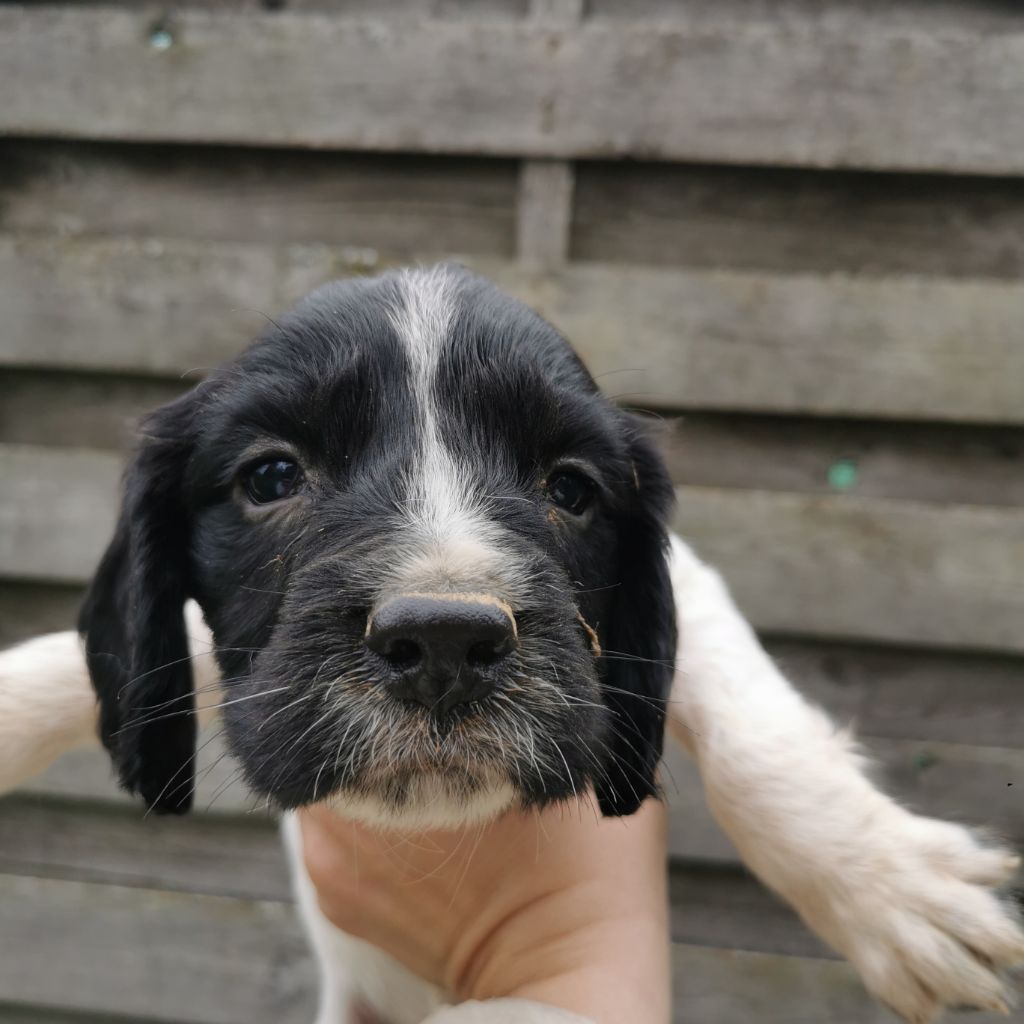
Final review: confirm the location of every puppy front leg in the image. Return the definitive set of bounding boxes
[0,601,218,795]
[666,532,1024,1022]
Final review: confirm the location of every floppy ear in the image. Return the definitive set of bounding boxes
[79,394,197,814]
[595,417,676,817]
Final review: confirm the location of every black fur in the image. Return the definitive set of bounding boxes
[79,266,675,819]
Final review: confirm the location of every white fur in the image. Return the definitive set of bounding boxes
[1,536,1021,1022]
[386,268,511,593]
[667,534,1024,1021]
[282,813,442,1024]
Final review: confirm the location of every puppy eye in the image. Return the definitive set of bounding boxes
[243,459,303,504]
[546,470,594,516]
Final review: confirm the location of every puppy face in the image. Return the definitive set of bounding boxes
[80,266,676,826]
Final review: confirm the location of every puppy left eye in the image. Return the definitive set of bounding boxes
[546,470,594,516]
[244,459,303,504]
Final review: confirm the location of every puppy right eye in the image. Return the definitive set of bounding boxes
[243,459,303,504]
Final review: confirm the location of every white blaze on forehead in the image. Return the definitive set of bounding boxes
[388,267,493,551]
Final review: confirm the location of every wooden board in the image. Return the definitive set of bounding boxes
[0,582,84,647]
[0,869,1017,1023]
[0,1007,158,1024]
[9,373,1024,509]
[11,139,1024,282]
[12,727,1024,867]
[0,874,316,1024]
[0,794,831,958]
[0,371,187,452]
[663,738,1024,863]
[4,7,1024,174]
[0,445,120,585]
[0,797,288,901]
[0,140,517,256]
[662,415,1024,509]
[3,444,1021,651]
[573,160,1024,281]
[5,236,1024,424]
[674,486,1024,653]
[18,733,259,819]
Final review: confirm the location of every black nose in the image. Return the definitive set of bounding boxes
[365,593,518,715]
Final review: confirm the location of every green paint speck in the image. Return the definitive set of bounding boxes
[828,458,858,491]
[149,26,174,50]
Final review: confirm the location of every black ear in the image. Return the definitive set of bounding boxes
[595,417,676,817]
[79,394,197,814]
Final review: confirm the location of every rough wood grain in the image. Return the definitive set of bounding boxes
[5,236,1024,424]
[0,797,288,900]
[1,867,1015,1024]
[663,739,1024,863]
[0,1007,158,1024]
[0,372,187,452]
[669,944,992,1024]
[0,874,316,1023]
[12,727,1024,867]
[675,486,1024,653]
[18,731,258,819]
[662,415,1024,508]
[516,160,575,268]
[0,446,121,585]
[5,375,1023,509]
[573,160,1024,281]
[0,795,823,957]
[4,445,1021,651]
[4,7,1024,173]
[0,582,84,648]
[13,139,1024,282]
[0,140,517,256]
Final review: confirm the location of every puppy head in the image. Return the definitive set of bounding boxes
[80,266,675,825]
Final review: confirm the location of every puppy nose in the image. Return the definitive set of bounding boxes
[365,594,517,715]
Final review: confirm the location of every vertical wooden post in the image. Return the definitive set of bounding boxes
[515,0,582,269]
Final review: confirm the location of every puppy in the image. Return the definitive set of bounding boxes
[1,265,1022,1023]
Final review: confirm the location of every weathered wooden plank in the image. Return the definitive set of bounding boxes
[5,374,1023,509]
[767,639,1024,749]
[5,236,1024,424]
[0,371,187,452]
[0,1007,158,1024]
[2,869,1011,1024]
[573,160,1024,281]
[0,797,287,900]
[663,415,1024,509]
[515,160,575,268]
[0,875,316,1024]
[669,944,1018,1024]
[0,582,83,648]
[0,794,823,959]
[0,446,120,585]
[0,140,517,256]
[13,139,1024,283]
[11,724,1024,867]
[675,486,1024,652]
[663,739,1024,863]
[18,732,257,818]
[4,444,1021,651]
[4,7,1024,174]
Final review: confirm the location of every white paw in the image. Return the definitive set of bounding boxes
[813,810,1024,1022]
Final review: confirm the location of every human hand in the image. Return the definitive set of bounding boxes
[300,796,670,1024]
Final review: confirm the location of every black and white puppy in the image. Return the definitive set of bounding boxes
[80,264,674,828]
[2,265,1022,1024]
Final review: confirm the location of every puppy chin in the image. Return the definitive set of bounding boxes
[325,774,518,830]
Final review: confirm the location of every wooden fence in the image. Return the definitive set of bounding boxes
[1,1,1023,1021]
